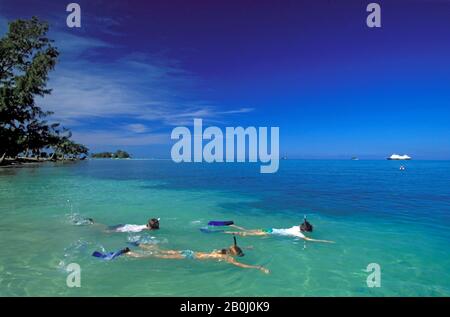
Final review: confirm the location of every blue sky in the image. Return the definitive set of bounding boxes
[1,0,449,159]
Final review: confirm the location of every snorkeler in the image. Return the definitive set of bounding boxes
[125,236,270,274]
[76,217,160,233]
[221,221,333,243]
[108,218,160,233]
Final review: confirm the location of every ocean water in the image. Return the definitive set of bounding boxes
[0,159,449,296]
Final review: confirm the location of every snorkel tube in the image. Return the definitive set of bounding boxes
[231,236,244,257]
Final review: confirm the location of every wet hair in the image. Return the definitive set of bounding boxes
[229,245,244,257]
[123,247,131,253]
[218,237,245,257]
[300,216,313,232]
[228,236,244,257]
[147,218,160,230]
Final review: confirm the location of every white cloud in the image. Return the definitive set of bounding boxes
[42,56,253,128]
[4,18,254,147]
[126,123,148,133]
[220,108,254,115]
[51,31,113,58]
[72,130,168,146]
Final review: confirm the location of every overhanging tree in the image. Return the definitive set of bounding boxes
[0,17,88,163]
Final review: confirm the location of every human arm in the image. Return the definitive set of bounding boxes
[225,257,270,274]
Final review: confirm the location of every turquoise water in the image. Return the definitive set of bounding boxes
[0,159,449,296]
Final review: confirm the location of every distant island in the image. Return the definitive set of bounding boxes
[91,150,131,159]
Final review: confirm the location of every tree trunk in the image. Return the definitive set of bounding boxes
[0,152,6,165]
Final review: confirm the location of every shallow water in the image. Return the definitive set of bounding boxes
[0,159,449,296]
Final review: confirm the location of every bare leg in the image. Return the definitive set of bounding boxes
[138,244,189,257]
[223,231,247,236]
[86,221,123,234]
[151,253,185,259]
[126,251,184,259]
[229,224,248,231]
[89,223,116,233]
[223,230,268,237]
[139,243,159,250]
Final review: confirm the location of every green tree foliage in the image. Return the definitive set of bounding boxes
[0,17,88,161]
[52,130,89,160]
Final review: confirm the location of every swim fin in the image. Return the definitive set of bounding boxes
[92,248,129,260]
[207,220,234,226]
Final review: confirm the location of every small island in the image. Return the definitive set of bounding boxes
[91,150,131,159]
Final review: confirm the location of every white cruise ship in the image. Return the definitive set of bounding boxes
[387,154,411,160]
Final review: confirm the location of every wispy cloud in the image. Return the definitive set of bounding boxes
[72,130,168,146]
[3,11,253,148]
[220,108,254,115]
[126,123,149,134]
[42,42,252,128]
[51,31,113,58]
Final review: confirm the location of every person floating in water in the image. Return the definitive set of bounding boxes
[108,218,160,233]
[125,236,270,274]
[78,217,160,233]
[222,220,333,243]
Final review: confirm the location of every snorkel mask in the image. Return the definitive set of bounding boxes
[148,218,160,229]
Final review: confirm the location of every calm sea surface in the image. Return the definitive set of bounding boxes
[0,159,449,296]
